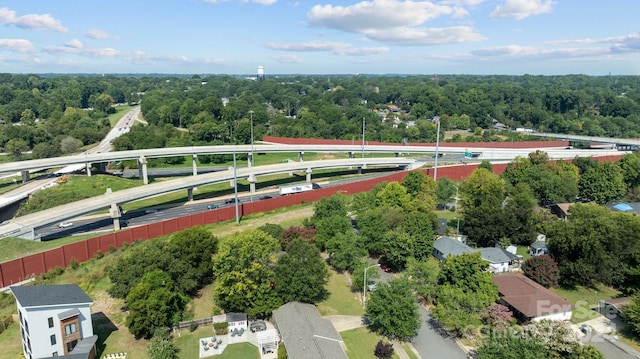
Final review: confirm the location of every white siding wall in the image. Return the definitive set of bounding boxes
[489,261,509,273]
[532,310,572,322]
[18,303,93,359]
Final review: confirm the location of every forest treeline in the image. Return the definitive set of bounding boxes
[1,73,639,158]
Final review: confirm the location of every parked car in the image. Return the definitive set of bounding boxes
[58,222,73,228]
[259,195,272,200]
[207,204,219,210]
[379,263,392,273]
[224,198,239,204]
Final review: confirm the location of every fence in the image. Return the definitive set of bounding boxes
[173,314,227,331]
[0,155,624,288]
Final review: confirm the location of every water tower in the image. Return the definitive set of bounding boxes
[257,66,265,82]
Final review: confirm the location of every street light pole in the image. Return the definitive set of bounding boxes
[363,264,381,308]
[433,116,441,181]
[362,117,366,159]
[249,110,255,166]
[453,185,461,239]
[233,151,239,224]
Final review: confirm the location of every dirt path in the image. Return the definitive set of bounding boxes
[214,206,315,238]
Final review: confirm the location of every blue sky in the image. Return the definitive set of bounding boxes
[1,0,639,75]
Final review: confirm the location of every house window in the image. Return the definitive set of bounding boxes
[64,323,77,335]
[48,317,54,328]
[52,352,58,357]
[24,320,29,335]
[50,334,56,345]
[66,339,78,353]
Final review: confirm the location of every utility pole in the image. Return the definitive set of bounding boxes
[249,110,255,166]
[433,116,440,181]
[362,117,366,159]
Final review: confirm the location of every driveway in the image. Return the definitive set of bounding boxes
[411,305,467,359]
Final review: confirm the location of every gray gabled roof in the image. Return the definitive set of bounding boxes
[226,312,247,322]
[530,240,547,249]
[433,236,473,257]
[11,284,92,308]
[273,301,347,359]
[475,247,517,264]
[40,335,97,359]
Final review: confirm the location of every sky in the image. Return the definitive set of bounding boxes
[1,0,639,75]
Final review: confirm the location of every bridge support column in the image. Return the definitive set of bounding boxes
[138,155,148,185]
[298,152,304,162]
[21,170,29,184]
[86,163,92,177]
[357,167,362,175]
[306,168,312,183]
[187,188,193,202]
[109,203,122,231]
[228,167,235,187]
[395,153,400,157]
[248,153,253,167]
[248,174,256,201]
[192,154,198,176]
[348,152,354,159]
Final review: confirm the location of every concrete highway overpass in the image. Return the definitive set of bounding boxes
[0,157,416,240]
[527,132,640,148]
[0,142,615,180]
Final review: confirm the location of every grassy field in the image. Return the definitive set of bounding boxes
[550,284,622,323]
[317,271,365,317]
[342,327,401,359]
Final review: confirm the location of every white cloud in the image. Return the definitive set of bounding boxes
[248,0,278,5]
[271,54,304,63]
[265,40,389,56]
[308,0,453,32]
[490,0,554,20]
[0,7,68,33]
[0,38,36,53]
[64,39,83,49]
[87,29,117,40]
[364,26,485,46]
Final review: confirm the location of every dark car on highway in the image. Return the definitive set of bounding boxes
[207,204,219,210]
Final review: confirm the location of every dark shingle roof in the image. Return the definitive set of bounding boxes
[433,236,473,257]
[11,284,92,308]
[226,312,247,322]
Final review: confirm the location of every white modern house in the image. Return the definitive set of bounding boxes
[11,284,97,359]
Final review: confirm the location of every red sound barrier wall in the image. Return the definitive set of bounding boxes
[0,154,624,288]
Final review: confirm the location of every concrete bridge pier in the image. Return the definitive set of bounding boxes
[298,152,304,162]
[109,203,122,231]
[228,167,235,187]
[247,153,253,167]
[348,152,354,159]
[357,164,367,175]
[21,170,29,184]
[138,155,149,184]
[248,174,257,199]
[306,168,312,183]
[187,188,194,202]
[192,154,198,176]
[86,163,92,177]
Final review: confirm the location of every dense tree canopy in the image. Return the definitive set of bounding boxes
[366,279,421,341]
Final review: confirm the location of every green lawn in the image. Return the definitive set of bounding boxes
[550,284,622,323]
[401,343,419,359]
[342,327,400,359]
[173,326,261,358]
[108,105,137,126]
[317,270,364,317]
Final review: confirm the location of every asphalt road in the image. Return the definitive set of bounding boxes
[412,305,468,359]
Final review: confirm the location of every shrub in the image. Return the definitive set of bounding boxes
[522,255,560,288]
[374,340,394,358]
[189,321,198,332]
[69,258,79,270]
[214,321,228,335]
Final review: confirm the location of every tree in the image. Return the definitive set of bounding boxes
[623,294,640,338]
[312,192,347,221]
[366,279,421,341]
[274,239,330,304]
[522,320,580,357]
[374,340,394,359]
[326,231,367,272]
[381,230,413,270]
[108,240,171,299]
[313,214,352,251]
[619,153,640,193]
[60,135,82,154]
[376,182,412,209]
[577,160,626,204]
[357,208,390,255]
[477,335,549,359]
[401,170,435,198]
[147,327,179,359]
[402,257,440,303]
[4,139,28,158]
[280,225,316,249]
[434,252,499,335]
[165,226,217,295]
[435,177,457,207]
[521,255,559,288]
[126,270,187,339]
[401,211,436,260]
[213,230,282,317]
[502,183,537,246]
[461,168,506,247]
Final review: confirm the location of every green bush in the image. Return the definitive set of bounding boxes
[214,321,228,335]
[189,321,198,332]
